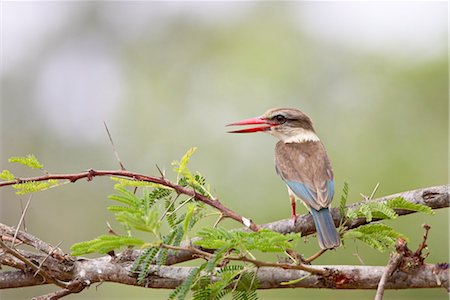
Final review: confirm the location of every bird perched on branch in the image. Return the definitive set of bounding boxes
[227,108,341,249]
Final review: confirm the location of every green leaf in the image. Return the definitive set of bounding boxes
[110,176,172,190]
[9,154,43,169]
[195,228,297,253]
[168,263,206,300]
[347,201,398,222]
[108,185,141,207]
[12,179,59,195]
[183,203,197,236]
[131,247,159,273]
[343,223,406,252]
[71,235,144,256]
[172,147,197,177]
[0,169,15,181]
[165,198,177,230]
[387,196,434,215]
[339,181,349,217]
[136,247,160,284]
[115,207,160,234]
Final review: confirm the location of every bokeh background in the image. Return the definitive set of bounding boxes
[1,1,448,299]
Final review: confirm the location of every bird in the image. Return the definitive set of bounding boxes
[227,108,341,249]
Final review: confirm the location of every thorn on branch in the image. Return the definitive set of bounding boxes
[155,164,165,178]
[86,169,95,182]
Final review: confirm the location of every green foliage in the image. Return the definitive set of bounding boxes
[345,196,432,222]
[165,198,177,230]
[12,179,59,195]
[342,195,433,252]
[339,181,349,217]
[196,265,258,300]
[173,147,213,198]
[111,176,171,190]
[170,263,259,300]
[387,196,434,215]
[0,169,15,181]
[172,147,197,181]
[9,154,43,169]
[70,235,144,256]
[183,203,197,236]
[169,263,206,300]
[195,227,298,253]
[346,201,397,222]
[108,185,161,234]
[343,223,406,252]
[131,247,160,284]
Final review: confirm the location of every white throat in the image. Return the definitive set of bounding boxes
[269,127,320,143]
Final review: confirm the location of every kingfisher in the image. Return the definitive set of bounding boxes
[227,108,341,249]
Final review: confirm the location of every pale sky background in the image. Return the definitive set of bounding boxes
[1,2,447,144]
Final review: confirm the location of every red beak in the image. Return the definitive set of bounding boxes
[226,117,273,133]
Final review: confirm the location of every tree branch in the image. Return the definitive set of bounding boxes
[1,252,448,291]
[262,184,449,235]
[0,169,259,231]
[154,184,449,266]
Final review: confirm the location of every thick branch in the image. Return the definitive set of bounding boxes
[262,184,449,235]
[157,184,449,265]
[1,253,448,290]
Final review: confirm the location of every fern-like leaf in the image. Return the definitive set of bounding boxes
[195,228,297,253]
[165,198,177,230]
[0,169,15,181]
[115,208,160,233]
[339,181,349,217]
[111,176,171,190]
[387,196,434,215]
[13,179,59,195]
[168,263,206,300]
[347,201,398,222]
[71,235,144,256]
[136,247,160,284]
[9,154,43,169]
[343,223,406,252]
[108,185,141,207]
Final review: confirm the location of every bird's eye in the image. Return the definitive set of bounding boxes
[273,114,286,123]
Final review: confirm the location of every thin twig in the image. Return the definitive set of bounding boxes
[0,223,66,260]
[159,194,181,222]
[155,164,165,178]
[0,169,260,231]
[374,251,403,300]
[369,182,380,200]
[303,249,327,264]
[415,224,431,257]
[233,255,326,275]
[213,214,225,228]
[12,195,33,247]
[0,239,68,288]
[160,243,326,276]
[34,241,64,278]
[104,122,126,171]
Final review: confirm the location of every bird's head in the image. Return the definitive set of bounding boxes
[227,108,319,143]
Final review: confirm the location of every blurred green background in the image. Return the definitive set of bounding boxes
[1,2,447,299]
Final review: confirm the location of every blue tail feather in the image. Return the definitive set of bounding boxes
[310,208,341,249]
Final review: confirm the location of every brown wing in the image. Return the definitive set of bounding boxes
[275,141,334,209]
